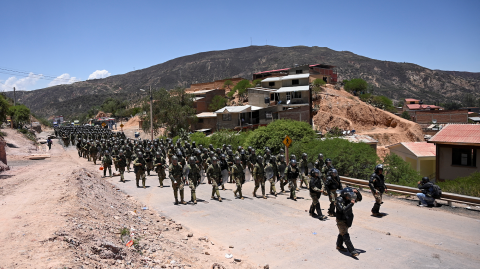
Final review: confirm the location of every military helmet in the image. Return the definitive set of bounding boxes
[212,156,218,163]
[279,148,284,154]
[302,153,307,159]
[251,148,256,153]
[119,150,124,155]
[240,150,245,155]
[220,154,226,159]
[189,156,196,164]
[227,149,233,156]
[235,156,241,163]
[422,176,430,183]
[326,158,332,164]
[330,169,338,177]
[318,153,324,159]
[105,150,110,155]
[156,151,161,156]
[266,148,271,154]
[341,187,357,201]
[171,156,178,161]
[290,159,297,166]
[257,156,263,162]
[375,164,384,173]
[237,146,242,151]
[290,154,296,160]
[312,168,321,177]
[176,151,183,157]
[279,154,285,161]
[137,152,143,157]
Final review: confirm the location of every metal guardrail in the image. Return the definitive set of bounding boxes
[339,176,480,207]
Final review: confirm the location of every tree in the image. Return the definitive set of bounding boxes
[209,95,227,111]
[312,78,326,99]
[383,153,421,187]
[8,105,30,128]
[0,94,11,123]
[232,79,252,102]
[401,111,411,120]
[141,87,197,137]
[223,80,233,90]
[252,79,262,87]
[344,78,368,93]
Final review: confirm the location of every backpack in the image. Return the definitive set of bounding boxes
[429,184,442,199]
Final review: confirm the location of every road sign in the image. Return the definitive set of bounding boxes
[102,122,106,127]
[120,124,124,128]
[283,135,292,148]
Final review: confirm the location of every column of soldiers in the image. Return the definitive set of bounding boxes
[56,127,387,257]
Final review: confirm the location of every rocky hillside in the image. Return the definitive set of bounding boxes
[5,45,480,118]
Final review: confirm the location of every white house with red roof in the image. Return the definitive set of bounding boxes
[428,124,480,180]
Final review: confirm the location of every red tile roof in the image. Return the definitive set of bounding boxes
[406,104,441,110]
[403,142,436,157]
[429,124,480,144]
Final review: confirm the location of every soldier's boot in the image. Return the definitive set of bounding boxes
[142,178,146,189]
[309,204,315,217]
[159,178,164,188]
[371,203,381,216]
[221,184,226,190]
[120,173,125,183]
[191,191,197,204]
[271,183,277,196]
[180,190,186,204]
[109,169,112,178]
[328,202,336,217]
[174,191,179,205]
[233,189,237,197]
[136,178,140,188]
[103,170,107,178]
[343,233,358,257]
[215,189,221,200]
[253,186,258,197]
[261,186,266,199]
[147,169,151,176]
[238,188,243,200]
[336,234,347,251]
[315,203,327,220]
[211,188,215,199]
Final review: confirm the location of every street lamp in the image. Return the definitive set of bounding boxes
[140,86,153,141]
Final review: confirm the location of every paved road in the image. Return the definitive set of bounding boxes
[68,149,480,268]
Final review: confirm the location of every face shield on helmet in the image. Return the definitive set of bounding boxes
[330,169,338,177]
[342,187,357,201]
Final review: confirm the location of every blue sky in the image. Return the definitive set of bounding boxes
[1,0,479,91]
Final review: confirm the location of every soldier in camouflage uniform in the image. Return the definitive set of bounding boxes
[84,141,91,162]
[102,150,113,178]
[277,155,288,193]
[89,141,99,165]
[185,157,201,204]
[125,147,133,172]
[206,157,222,202]
[116,150,127,183]
[298,153,310,189]
[154,151,166,187]
[267,156,278,196]
[133,152,147,188]
[309,169,328,220]
[169,156,186,205]
[253,156,267,199]
[285,159,299,201]
[231,156,245,199]
[314,153,325,171]
[248,148,257,172]
[145,150,154,176]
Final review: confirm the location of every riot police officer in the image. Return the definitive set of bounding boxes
[336,187,362,257]
[309,169,327,220]
[369,164,387,217]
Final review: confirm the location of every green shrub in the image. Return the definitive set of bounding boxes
[290,137,378,179]
[437,172,480,197]
[244,119,316,155]
[383,153,421,187]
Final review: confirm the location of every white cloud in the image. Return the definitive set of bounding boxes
[0,72,43,91]
[88,70,111,80]
[48,73,79,87]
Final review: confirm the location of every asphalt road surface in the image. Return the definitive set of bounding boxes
[68,149,480,268]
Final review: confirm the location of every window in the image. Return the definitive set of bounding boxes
[222,114,232,121]
[286,92,291,100]
[452,148,477,167]
[296,70,303,74]
[292,79,299,85]
[198,118,204,123]
[269,81,275,87]
[265,111,272,119]
[293,91,301,98]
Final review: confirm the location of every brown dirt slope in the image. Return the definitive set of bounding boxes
[313,85,424,146]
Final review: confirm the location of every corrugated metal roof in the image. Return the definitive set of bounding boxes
[194,97,205,101]
[469,117,480,122]
[262,77,282,82]
[406,104,441,110]
[215,105,263,114]
[254,68,289,75]
[276,85,310,93]
[428,124,480,144]
[262,73,309,82]
[196,112,216,118]
[403,142,436,157]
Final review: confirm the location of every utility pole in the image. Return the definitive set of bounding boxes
[13,87,16,106]
[149,85,153,141]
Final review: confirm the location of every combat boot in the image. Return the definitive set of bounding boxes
[309,204,316,217]
[336,234,347,251]
[174,199,179,205]
[218,197,222,202]
[343,233,358,257]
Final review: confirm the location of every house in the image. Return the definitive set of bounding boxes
[469,117,480,124]
[191,112,217,134]
[215,105,264,130]
[428,124,480,181]
[252,64,338,84]
[188,89,225,113]
[415,109,468,124]
[386,142,436,178]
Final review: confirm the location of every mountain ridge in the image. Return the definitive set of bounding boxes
[5,45,479,118]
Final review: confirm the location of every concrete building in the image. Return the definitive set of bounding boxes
[252,64,338,84]
[428,124,480,181]
[191,112,217,134]
[215,105,264,130]
[387,142,436,178]
[414,109,468,124]
[187,89,226,113]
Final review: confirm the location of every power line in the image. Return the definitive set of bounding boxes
[0,66,83,83]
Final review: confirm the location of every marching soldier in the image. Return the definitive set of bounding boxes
[231,156,245,199]
[154,152,166,187]
[169,156,186,205]
[206,157,222,202]
[116,150,127,183]
[253,156,266,199]
[308,169,327,220]
[102,150,113,178]
[298,153,310,189]
[336,187,362,257]
[314,153,324,170]
[133,152,147,188]
[285,159,299,201]
[325,169,343,217]
[185,157,201,204]
[277,155,288,193]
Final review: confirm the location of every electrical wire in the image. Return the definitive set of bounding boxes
[0,66,83,83]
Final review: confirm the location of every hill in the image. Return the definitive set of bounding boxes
[5,45,480,118]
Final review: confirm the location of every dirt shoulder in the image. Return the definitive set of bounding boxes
[0,136,255,268]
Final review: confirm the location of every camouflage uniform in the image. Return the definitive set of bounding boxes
[206,162,222,201]
[116,154,127,182]
[169,162,185,204]
[298,157,310,189]
[133,156,147,188]
[231,162,245,199]
[185,162,201,203]
[102,155,113,177]
[154,155,166,187]
[253,162,266,198]
[285,164,299,200]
